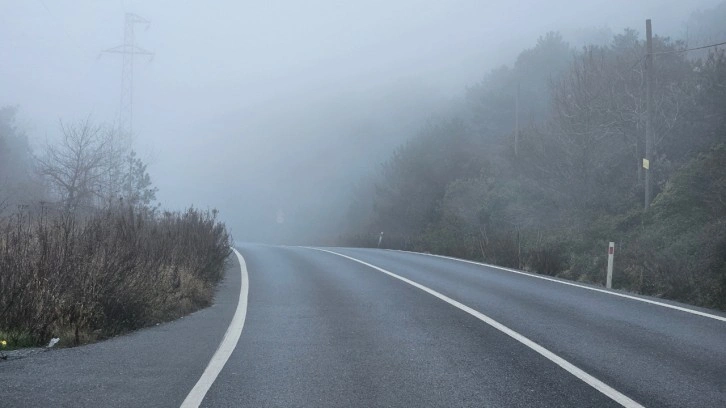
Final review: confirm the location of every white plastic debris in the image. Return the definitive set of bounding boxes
[47,338,60,348]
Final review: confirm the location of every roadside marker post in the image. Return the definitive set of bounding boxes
[606,242,615,289]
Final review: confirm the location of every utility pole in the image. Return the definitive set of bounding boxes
[644,19,654,210]
[514,82,520,158]
[102,13,154,148]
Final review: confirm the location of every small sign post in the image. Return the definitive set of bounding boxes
[606,242,615,289]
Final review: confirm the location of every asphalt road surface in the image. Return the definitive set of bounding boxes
[2,244,725,407]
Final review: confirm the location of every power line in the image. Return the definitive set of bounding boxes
[36,0,50,13]
[35,0,87,57]
[607,38,726,78]
[653,40,726,56]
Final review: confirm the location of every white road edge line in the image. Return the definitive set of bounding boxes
[394,249,726,323]
[180,248,249,408]
[311,248,644,408]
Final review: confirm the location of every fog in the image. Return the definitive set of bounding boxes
[1,0,720,243]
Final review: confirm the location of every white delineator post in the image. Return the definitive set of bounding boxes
[606,242,615,289]
[377,232,384,248]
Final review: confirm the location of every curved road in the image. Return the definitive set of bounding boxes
[2,244,725,407]
[205,245,726,407]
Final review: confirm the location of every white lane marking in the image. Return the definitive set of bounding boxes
[312,248,644,408]
[180,248,250,408]
[393,250,726,323]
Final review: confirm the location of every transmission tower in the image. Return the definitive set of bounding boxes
[102,13,154,147]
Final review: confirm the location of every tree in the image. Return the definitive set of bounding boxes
[121,151,158,209]
[693,49,726,144]
[371,118,487,237]
[464,32,572,156]
[521,32,695,211]
[0,106,38,214]
[36,118,124,213]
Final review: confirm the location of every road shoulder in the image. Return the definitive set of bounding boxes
[0,253,242,408]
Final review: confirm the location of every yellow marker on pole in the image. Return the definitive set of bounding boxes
[642,158,650,169]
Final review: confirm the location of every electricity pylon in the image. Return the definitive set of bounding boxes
[102,13,154,147]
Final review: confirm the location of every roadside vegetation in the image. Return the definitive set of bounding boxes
[0,112,230,349]
[342,3,726,310]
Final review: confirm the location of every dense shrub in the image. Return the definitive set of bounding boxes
[527,242,567,277]
[0,206,230,346]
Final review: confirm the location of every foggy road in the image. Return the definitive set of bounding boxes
[199,245,726,407]
[4,2,726,407]
[3,246,725,407]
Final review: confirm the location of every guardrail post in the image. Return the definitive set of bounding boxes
[606,242,615,289]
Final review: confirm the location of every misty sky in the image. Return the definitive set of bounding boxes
[1,0,720,242]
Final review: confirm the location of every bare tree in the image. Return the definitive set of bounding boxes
[530,36,693,210]
[36,118,125,213]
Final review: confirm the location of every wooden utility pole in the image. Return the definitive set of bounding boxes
[644,19,654,210]
[514,82,520,158]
